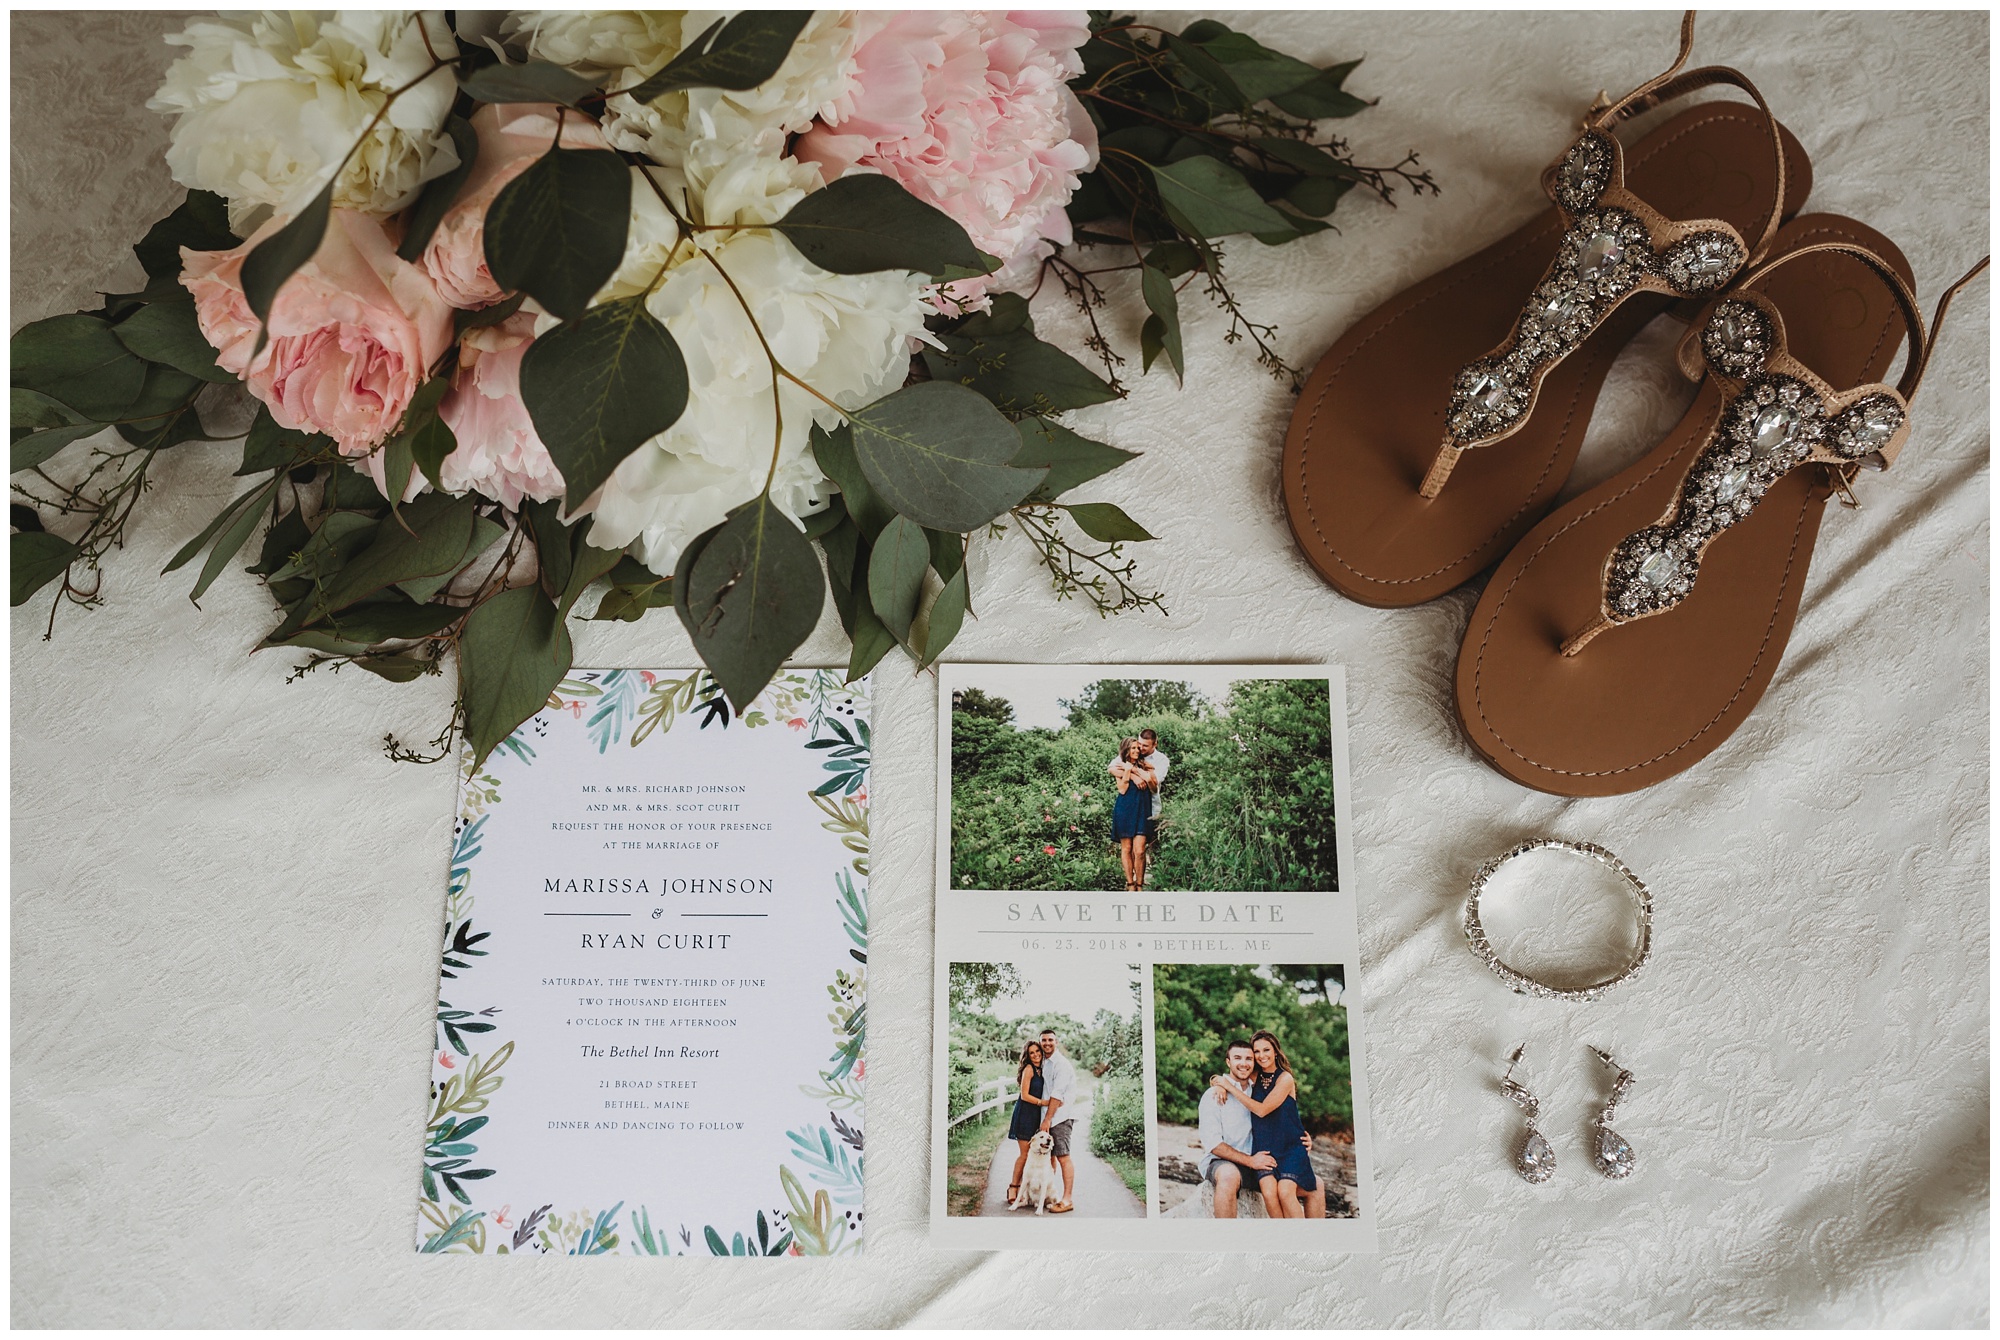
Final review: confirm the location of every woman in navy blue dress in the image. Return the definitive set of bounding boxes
[1210,1029,1319,1217]
[1110,737,1156,891]
[1004,1040,1049,1204]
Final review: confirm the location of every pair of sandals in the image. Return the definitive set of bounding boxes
[1282,13,1985,796]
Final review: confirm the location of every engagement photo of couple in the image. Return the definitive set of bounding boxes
[944,962,1146,1220]
[951,673,1339,893]
[1153,966,1360,1221]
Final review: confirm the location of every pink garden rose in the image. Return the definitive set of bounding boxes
[182,208,452,465]
[420,103,608,309]
[793,11,1099,310]
[435,311,565,510]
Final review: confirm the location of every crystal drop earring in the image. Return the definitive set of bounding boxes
[1500,1044,1555,1183]
[1588,1047,1637,1179]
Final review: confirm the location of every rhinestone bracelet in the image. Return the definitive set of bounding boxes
[1462,839,1653,1002]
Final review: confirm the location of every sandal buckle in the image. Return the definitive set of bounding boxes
[1826,461,1864,510]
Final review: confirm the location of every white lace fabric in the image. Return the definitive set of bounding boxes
[10,10,1987,1327]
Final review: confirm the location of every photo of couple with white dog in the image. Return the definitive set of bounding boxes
[944,962,1145,1219]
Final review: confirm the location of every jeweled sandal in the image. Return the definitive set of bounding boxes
[1455,216,1986,795]
[1283,13,1811,607]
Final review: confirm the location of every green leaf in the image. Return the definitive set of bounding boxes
[1188,28,1321,104]
[1161,33,1247,111]
[317,599,465,646]
[919,566,968,671]
[397,115,481,263]
[1251,137,1367,183]
[523,499,572,597]
[189,476,282,602]
[1282,174,1354,218]
[848,382,1045,532]
[773,174,984,278]
[263,511,379,588]
[459,585,574,767]
[454,291,527,337]
[560,537,625,616]
[622,12,810,101]
[410,414,459,492]
[10,391,100,472]
[163,481,273,575]
[110,300,233,383]
[865,514,928,641]
[240,177,335,355]
[1062,501,1155,543]
[1140,314,1167,375]
[802,494,847,541]
[921,319,1118,415]
[313,492,480,615]
[520,296,688,509]
[1148,156,1294,238]
[810,424,893,541]
[237,407,334,476]
[246,502,310,576]
[114,364,207,449]
[483,148,632,322]
[926,526,964,581]
[1139,265,1184,380]
[1144,240,1203,278]
[11,531,77,605]
[1270,62,1371,120]
[133,190,236,279]
[846,599,896,682]
[457,60,600,107]
[590,555,673,621]
[10,314,147,420]
[676,496,824,711]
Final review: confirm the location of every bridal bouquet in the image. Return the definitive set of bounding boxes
[12,10,1431,763]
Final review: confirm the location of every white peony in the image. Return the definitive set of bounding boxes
[510,10,858,188]
[149,11,460,232]
[577,159,931,573]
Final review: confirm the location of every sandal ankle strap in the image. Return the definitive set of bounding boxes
[1422,11,1792,499]
[1561,248,1989,655]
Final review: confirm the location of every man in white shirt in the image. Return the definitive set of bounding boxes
[1105,729,1170,886]
[1198,1039,1323,1218]
[1037,1027,1079,1213]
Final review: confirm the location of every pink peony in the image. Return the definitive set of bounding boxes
[435,311,565,509]
[794,11,1098,311]
[182,209,452,463]
[420,103,608,309]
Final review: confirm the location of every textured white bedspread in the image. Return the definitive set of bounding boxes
[11,10,1988,1327]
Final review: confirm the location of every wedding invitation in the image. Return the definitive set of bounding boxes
[930,665,1376,1250]
[417,669,869,1257]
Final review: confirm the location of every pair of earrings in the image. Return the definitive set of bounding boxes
[1499,1043,1636,1184]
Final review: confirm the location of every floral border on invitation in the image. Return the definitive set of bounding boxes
[417,669,870,1256]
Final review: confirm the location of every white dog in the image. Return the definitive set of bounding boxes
[1010,1130,1062,1214]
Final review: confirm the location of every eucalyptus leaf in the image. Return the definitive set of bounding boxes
[1148,156,1294,237]
[919,566,969,671]
[1252,136,1367,183]
[926,527,964,582]
[240,177,334,354]
[399,514,504,605]
[1270,62,1371,120]
[162,481,274,576]
[190,476,282,603]
[676,496,824,710]
[1161,33,1247,110]
[1063,501,1155,543]
[10,391,99,473]
[1189,28,1321,104]
[313,492,479,615]
[237,407,334,476]
[111,301,233,383]
[848,382,1045,532]
[10,313,148,421]
[801,494,847,541]
[457,60,600,107]
[11,531,77,606]
[519,296,688,509]
[1139,265,1184,380]
[459,585,574,767]
[810,424,893,541]
[1140,314,1168,376]
[622,12,810,101]
[316,599,465,646]
[114,364,207,449]
[483,148,631,321]
[1011,419,1137,502]
[397,115,481,262]
[922,320,1118,415]
[133,190,236,279]
[865,514,927,641]
[773,174,985,277]
[1282,174,1353,217]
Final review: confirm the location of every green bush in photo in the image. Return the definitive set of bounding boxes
[1152,963,1352,1133]
[948,677,1337,892]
